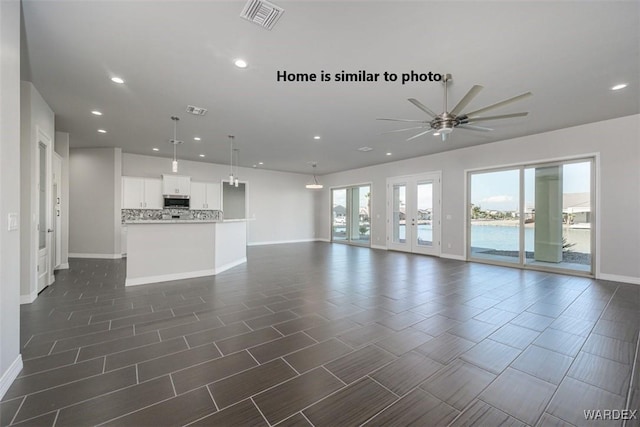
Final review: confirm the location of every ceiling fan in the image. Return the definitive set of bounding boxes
[378,74,532,142]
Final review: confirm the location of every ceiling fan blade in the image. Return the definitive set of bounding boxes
[457,124,493,132]
[463,92,532,117]
[407,98,437,118]
[465,112,528,123]
[450,85,484,116]
[382,126,428,134]
[406,129,434,141]
[376,118,429,123]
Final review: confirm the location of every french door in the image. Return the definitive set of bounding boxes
[387,172,441,256]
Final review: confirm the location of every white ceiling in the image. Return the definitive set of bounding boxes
[21,1,639,175]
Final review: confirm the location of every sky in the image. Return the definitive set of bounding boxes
[471,161,591,211]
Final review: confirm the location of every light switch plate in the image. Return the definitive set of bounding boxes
[8,213,18,231]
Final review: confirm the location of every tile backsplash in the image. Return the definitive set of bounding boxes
[122,209,222,222]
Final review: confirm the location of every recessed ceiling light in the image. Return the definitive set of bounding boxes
[152,148,159,151]
[199,154,205,158]
[91,110,103,116]
[258,162,264,165]
[110,76,124,84]
[313,136,321,140]
[194,137,201,141]
[234,59,248,68]
[433,132,440,136]
[386,152,392,156]
[611,83,627,91]
[97,129,107,133]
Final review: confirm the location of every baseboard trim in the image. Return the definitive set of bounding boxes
[55,263,69,270]
[0,354,23,400]
[441,253,466,261]
[69,253,122,259]
[248,238,320,246]
[126,269,216,287]
[215,257,248,275]
[597,273,640,285]
[20,291,37,304]
[370,244,387,250]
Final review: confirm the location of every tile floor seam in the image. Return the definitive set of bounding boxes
[205,384,219,412]
[242,320,254,331]
[135,364,139,384]
[366,374,402,399]
[182,335,191,349]
[169,374,178,397]
[536,283,621,427]
[280,357,301,376]
[8,395,27,426]
[51,409,60,427]
[250,396,273,427]
[299,411,315,426]
[623,330,640,427]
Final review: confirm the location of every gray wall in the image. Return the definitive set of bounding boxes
[69,148,122,257]
[0,0,22,397]
[123,154,316,244]
[20,81,54,301]
[54,131,69,268]
[318,114,640,283]
[222,183,246,220]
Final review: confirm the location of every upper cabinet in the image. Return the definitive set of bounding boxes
[122,177,163,209]
[162,174,191,196]
[190,181,221,210]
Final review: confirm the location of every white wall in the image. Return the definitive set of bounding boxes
[122,154,316,245]
[318,115,640,284]
[69,147,122,257]
[0,0,23,398]
[54,131,69,268]
[20,81,54,302]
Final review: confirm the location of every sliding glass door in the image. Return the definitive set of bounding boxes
[468,158,594,275]
[331,185,371,246]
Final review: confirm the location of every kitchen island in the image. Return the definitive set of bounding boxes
[124,220,247,286]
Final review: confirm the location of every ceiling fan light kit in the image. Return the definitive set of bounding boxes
[379,74,532,142]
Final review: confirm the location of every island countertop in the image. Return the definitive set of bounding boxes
[124,218,249,224]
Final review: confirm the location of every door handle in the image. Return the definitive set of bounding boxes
[47,229,54,233]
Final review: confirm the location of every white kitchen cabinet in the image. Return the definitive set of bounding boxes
[143,179,163,209]
[190,181,221,210]
[162,174,191,196]
[122,176,163,209]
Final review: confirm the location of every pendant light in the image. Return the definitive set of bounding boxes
[228,135,235,185]
[305,162,323,189]
[233,148,240,187]
[169,116,182,173]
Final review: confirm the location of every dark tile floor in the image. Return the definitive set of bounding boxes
[2,242,639,426]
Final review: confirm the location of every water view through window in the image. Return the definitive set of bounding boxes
[469,160,592,273]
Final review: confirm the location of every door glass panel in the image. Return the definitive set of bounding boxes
[416,181,433,247]
[470,169,520,263]
[524,161,591,272]
[355,185,371,244]
[332,188,347,241]
[392,184,406,244]
[39,143,47,250]
[332,186,371,246]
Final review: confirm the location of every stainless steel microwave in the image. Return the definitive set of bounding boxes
[163,196,189,209]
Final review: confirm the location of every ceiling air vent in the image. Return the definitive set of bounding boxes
[240,0,284,31]
[186,105,208,116]
[358,147,373,152]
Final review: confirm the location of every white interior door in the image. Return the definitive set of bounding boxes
[387,172,441,256]
[53,153,62,270]
[37,130,53,292]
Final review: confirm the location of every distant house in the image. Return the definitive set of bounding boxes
[563,192,591,224]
